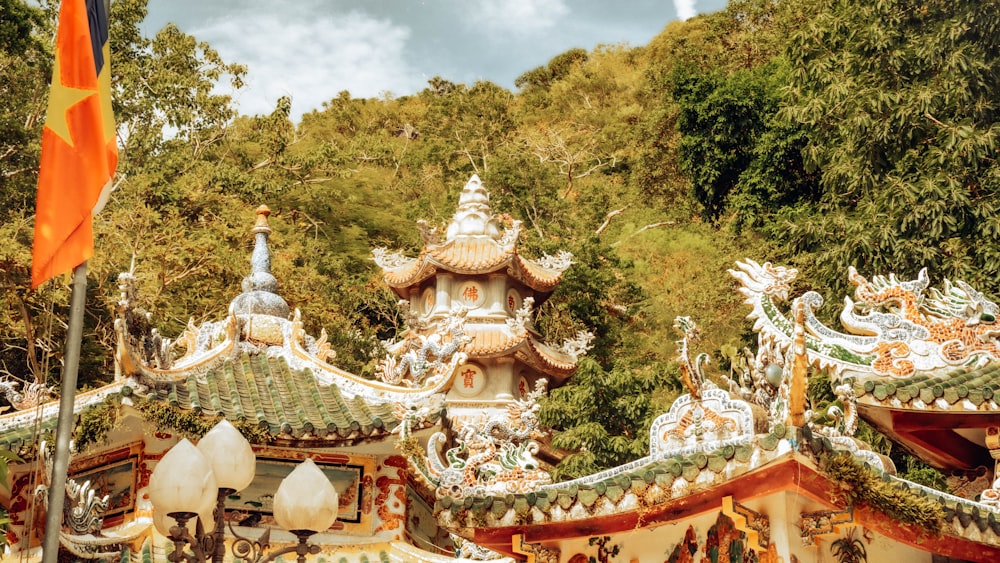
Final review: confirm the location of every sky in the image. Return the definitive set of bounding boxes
[142,0,728,119]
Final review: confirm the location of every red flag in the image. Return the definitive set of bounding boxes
[31,0,118,288]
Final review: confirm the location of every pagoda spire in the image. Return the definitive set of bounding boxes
[445,174,502,240]
[230,205,290,318]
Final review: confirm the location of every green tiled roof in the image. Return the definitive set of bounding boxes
[144,353,423,442]
[856,364,1000,408]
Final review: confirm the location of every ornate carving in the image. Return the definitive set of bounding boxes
[453,534,505,560]
[731,259,1000,379]
[799,506,854,546]
[536,250,574,272]
[378,309,471,386]
[810,383,859,439]
[31,442,111,538]
[649,388,755,458]
[393,394,446,441]
[64,479,111,535]
[560,330,594,360]
[0,378,54,411]
[674,316,713,399]
[421,380,551,498]
[372,247,413,270]
[506,296,535,334]
[497,219,523,249]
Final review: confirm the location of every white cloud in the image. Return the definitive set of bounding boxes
[191,10,422,118]
[673,0,697,21]
[467,0,570,37]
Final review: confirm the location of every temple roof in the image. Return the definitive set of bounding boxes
[731,259,1000,470]
[141,353,432,443]
[375,175,572,296]
[106,206,467,446]
[461,325,578,379]
[441,435,1000,562]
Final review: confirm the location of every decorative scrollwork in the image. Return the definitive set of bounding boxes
[536,250,574,272]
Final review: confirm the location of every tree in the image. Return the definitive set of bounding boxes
[539,358,679,480]
[514,48,589,93]
[672,60,818,227]
[779,0,1000,294]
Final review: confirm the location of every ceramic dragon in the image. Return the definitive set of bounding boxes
[730,259,1000,379]
[419,380,551,499]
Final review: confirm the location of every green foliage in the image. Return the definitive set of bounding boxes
[515,48,589,92]
[672,59,818,226]
[74,397,123,452]
[537,237,646,365]
[135,398,271,444]
[818,450,944,533]
[539,358,679,480]
[3,0,992,494]
[830,529,867,563]
[779,0,1000,295]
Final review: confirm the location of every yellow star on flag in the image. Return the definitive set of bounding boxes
[45,46,97,147]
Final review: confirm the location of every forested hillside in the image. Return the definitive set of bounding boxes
[1,0,997,480]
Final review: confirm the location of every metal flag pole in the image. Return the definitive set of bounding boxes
[41,261,88,563]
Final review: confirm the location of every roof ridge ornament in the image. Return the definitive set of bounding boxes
[230,205,291,319]
[445,174,503,241]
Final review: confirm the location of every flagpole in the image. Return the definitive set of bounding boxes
[41,261,88,563]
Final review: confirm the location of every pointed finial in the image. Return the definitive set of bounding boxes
[253,205,272,234]
[230,205,290,318]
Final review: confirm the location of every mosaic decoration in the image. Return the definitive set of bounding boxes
[665,525,698,563]
[453,534,505,560]
[674,316,713,399]
[419,379,551,498]
[649,388,755,458]
[664,512,763,563]
[731,259,1000,379]
[722,496,770,552]
[375,455,408,536]
[799,506,855,546]
[588,536,620,563]
[649,317,755,457]
[512,534,559,563]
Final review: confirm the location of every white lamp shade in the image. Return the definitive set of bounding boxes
[272,458,338,532]
[197,419,256,492]
[148,438,218,517]
[153,501,216,536]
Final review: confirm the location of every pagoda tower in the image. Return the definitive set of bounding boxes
[374,175,590,425]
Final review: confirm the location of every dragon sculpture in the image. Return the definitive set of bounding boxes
[0,379,54,411]
[378,308,472,387]
[674,316,713,399]
[419,380,552,499]
[730,259,1000,379]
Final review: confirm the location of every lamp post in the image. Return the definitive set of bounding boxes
[148,420,339,563]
